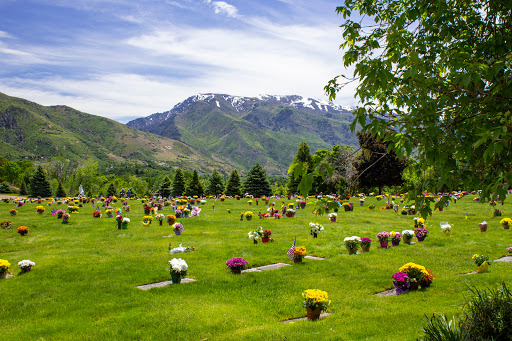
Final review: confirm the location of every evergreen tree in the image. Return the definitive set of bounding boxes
[30,165,52,197]
[172,168,186,197]
[0,182,11,194]
[106,183,116,197]
[224,169,242,197]
[287,142,313,194]
[19,181,28,195]
[206,170,224,196]
[185,169,204,197]
[55,182,66,197]
[243,163,272,197]
[159,176,172,197]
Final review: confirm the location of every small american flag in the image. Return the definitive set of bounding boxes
[286,237,296,261]
[179,219,185,234]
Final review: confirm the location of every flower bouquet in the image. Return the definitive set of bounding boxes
[68,205,79,214]
[360,237,372,252]
[328,212,337,222]
[398,262,431,289]
[376,231,390,248]
[413,217,426,228]
[309,222,324,238]
[302,289,330,320]
[293,246,306,263]
[9,208,17,216]
[262,229,272,243]
[286,208,296,217]
[155,213,165,226]
[390,231,402,246]
[62,213,70,223]
[169,258,188,283]
[479,220,487,232]
[440,222,452,236]
[36,206,46,214]
[17,226,29,236]
[414,228,429,242]
[500,218,512,230]
[1,221,12,230]
[300,200,307,209]
[344,236,361,254]
[248,227,263,244]
[226,257,248,274]
[375,195,383,201]
[391,272,410,295]
[121,217,130,229]
[508,246,512,256]
[244,211,253,221]
[0,259,10,278]
[166,214,176,225]
[93,210,102,218]
[142,216,153,226]
[18,259,35,273]
[55,209,66,219]
[401,230,415,244]
[173,222,184,235]
[472,254,490,273]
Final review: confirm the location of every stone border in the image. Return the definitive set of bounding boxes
[494,256,512,263]
[136,278,196,290]
[242,263,290,273]
[461,271,477,275]
[304,255,326,260]
[281,313,330,323]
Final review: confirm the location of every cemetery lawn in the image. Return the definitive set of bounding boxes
[1,196,511,340]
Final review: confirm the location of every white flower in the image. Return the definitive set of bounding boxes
[18,260,35,268]
[343,236,361,243]
[169,258,188,273]
[440,223,451,232]
[401,230,415,237]
[309,222,324,232]
[328,213,337,218]
[122,217,130,223]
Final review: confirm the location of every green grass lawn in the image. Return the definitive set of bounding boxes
[1,195,511,340]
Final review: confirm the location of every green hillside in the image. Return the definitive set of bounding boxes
[0,92,227,172]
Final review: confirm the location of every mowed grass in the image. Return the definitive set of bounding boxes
[1,195,511,340]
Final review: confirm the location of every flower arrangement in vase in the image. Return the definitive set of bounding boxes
[36,206,46,214]
[155,214,165,226]
[248,227,263,244]
[9,209,17,216]
[300,200,307,209]
[18,259,35,273]
[390,231,401,246]
[440,222,452,235]
[328,212,337,222]
[142,216,153,226]
[62,213,70,223]
[472,254,490,273]
[261,229,272,243]
[344,236,361,254]
[360,237,372,252]
[167,214,176,225]
[0,259,10,278]
[375,195,383,201]
[68,205,79,214]
[309,222,324,238]
[121,217,130,229]
[1,221,12,229]
[293,246,306,263]
[226,257,248,274]
[247,200,253,205]
[401,230,415,244]
[55,209,66,219]
[244,211,253,221]
[376,231,390,248]
[115,215,123,229]
[286,208,296,217]
[398,263,433,289]
[500,218,512,230]
[302,289,330,320]
[173,222,184,235]
[391,272,410,295]
[169,258,188,283]
[414,228,429,241]
[16,226,29,236]
[507,246,512,256]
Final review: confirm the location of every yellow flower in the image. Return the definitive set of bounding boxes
[390,231,397,237]
[472,254,480,259]
[294,246,307,256]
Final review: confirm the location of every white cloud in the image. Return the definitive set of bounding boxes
[211,1,238,17]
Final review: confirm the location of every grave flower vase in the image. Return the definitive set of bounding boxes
[171,272,182,284]
[261,237,269,243]
[330,218,336,222]
[479,223,487,232]
[416,235,426,242]
[379,240,388,248]
[175,230,182,236]
[409,281,419,290]
[117,221,122,229]
[294,257,302,264]
[476,262,489,273]
[360,201,364,206]
[444,230,451,236]
[502,223,510,230]
[391,240,400,247]
[121,223,128,229]
[159,220,163,226]
[0,271,8,279]
[403,236,412,244]
[361,244,370,252]
[230,268,242,274]
[313,232,318,238]
[346,247,358,255]
[306,307,322,321]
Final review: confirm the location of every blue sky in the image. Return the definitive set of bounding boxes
[0,0,356,122]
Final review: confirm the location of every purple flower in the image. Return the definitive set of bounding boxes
[360,237,372,245]
[391,272,409,282]
[226,257,248,269]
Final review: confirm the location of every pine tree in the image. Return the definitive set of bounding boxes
[206,170,224,196]
[106,183,116,197]
[30,165,52,197]
[287,142,313,194]
[159,176,172,197]
[243,163,272,197]
[224,169,242,197]
[185,169,204,197]
[19,181,28,195]
[172,168,186,197]
[0,182,11,194]
[55,182,66,197]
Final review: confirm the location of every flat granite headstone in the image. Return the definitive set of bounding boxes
[281,313,330,323]
[136,278,196,290]
[461,271,477,275]
[304,255,326,260]
[494,256,512,263]
[374,288,396,296]
[241,263,290,273]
